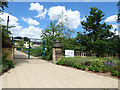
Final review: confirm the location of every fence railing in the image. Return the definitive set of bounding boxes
[62,50,119,58]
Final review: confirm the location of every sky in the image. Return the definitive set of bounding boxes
[0,2,119,39]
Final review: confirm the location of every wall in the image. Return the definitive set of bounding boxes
[2,47,13,61]
[62,51,119,58]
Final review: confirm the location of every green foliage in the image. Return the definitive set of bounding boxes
[0,1,9,12]
[84,61,91,66]
[1,25,13,47]
[93,66,100,72]
[117,71,120,77]
[88,65,94,71]
[18,39,24,47]
[111,71,118,76]
[100,66,108,73]
[56,56,119,77]
[2,54,14,73]
[76,64,82,69]
[81,65,86,70]
[76,7,117,56]
[30,47,42,57]
[91,60,103,68]
[56,58,64,65]
[41,21,75,60]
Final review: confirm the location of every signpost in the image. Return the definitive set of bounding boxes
[65,50,74,57]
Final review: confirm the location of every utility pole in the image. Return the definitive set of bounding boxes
[7,12,12,31]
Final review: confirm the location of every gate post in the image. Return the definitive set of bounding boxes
[52,40,62,64]
[28,39,30,59]
[42,41,45,60]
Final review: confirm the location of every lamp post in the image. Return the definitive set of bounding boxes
[7,12,12,31]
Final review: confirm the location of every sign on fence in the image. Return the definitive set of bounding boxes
[65,50,74,57]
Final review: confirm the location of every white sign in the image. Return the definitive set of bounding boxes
[65,50,74,57]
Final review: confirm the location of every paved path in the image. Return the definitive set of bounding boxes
[1,51,118,88]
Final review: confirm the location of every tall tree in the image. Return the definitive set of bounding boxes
[79,7,115,57]
[41,20,75,60]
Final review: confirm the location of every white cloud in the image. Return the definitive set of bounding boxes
[0,12,42,39]
[48,6,81,29]
[110,30,118,35]
[81,15,86,21]
[48,6,66,20]
[29,3,47,19]
[21,17,40,26]
[105,15,117,23]
[19,25,42,39]
[112,24,118,29]
[0,13,20,26]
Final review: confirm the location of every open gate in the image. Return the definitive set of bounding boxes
[12,37,45,60]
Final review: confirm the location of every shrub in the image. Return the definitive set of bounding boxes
[30,47,42,57]
[93,66,100,72]
[88,65,94,71]
[56,59,64,65]
[63,59,75,66]
[72,63,78,67]
[2,59,14,69]
[91,60,103,68]
[76,64,82,69]
[46,54,52,61]
[117,71,120,77]
[81,65,86,70]
[104,62,116,72]
[111,71,118,76]
[100,66,108,73]
[84,61,91,66]
[2,54,14,73]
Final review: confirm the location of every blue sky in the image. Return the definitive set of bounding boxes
[1,2,118,38]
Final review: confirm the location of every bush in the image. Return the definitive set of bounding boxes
[111,71,118,76]
[93,66,100,72]
[46,53,52,61]
[100,66,108,73]
[63,59,76,66]
[104,62,116,72]
[117,71,120,77]
[30,47,42,57]
[88,65,94,71]
[91,60,103,68]
[72,63,78,67]
[81,65,86,70]
[2,54,14,73]
[76,64,82,69]
[56,59,64,65]
[84,61,91,66]
[2,59,14,69]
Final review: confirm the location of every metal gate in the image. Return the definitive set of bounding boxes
[12,37,45,60]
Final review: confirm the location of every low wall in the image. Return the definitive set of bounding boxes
[62,51,119,58]
[2,47,13,61]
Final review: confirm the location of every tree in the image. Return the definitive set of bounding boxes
[18,39,24,47]
[41,21,62,60]
[79,7,116,57]
[0,0,9,12]
[41,20,75,60]
[2,25,14,47]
